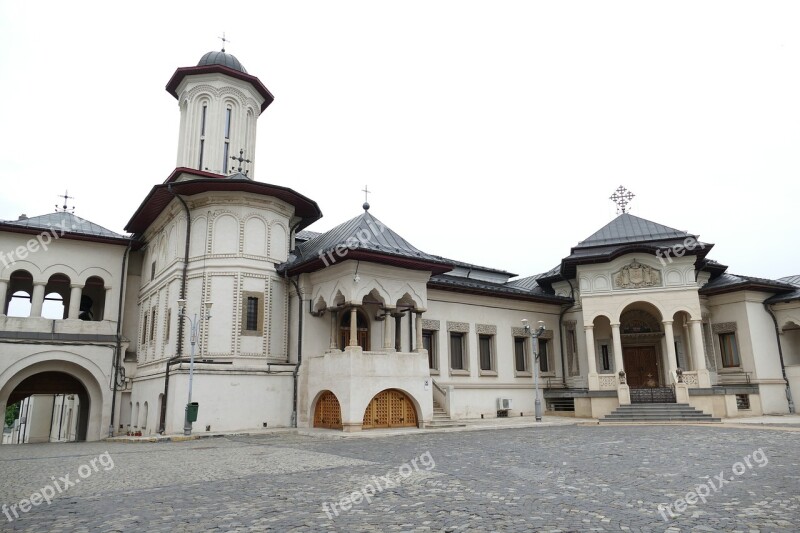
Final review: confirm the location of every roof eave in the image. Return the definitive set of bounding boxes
[165,65,274,112]
[282,250,453,277]
[427,279,572,305]
[0,223,132,246]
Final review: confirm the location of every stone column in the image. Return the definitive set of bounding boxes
[103,287,113,320]
[584,325,599,390]
[383,307,395,351]
[329,310,339,350]
[30,283,46,318]
[682,323,693,369]
[394,311,404,351]
[67,285,82,319]
[0,280,7,316]
[415,311,424,353]
[689,319,711,387]
[348,307,358,347]
[611,323,624,374]
[663,320,678,381]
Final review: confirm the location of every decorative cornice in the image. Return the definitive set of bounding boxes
[422,319,440,331]
[476,324,497,335]
[447,321,470,333]
[712,322,737,334]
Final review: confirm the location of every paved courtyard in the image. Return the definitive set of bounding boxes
[0,425,798,532]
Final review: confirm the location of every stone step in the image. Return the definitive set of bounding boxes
[426,420,467,428]
[599,418,722,424]
[604,414,716,420]
[600,402,720,424]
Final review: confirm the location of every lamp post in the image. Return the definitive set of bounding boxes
[178,298,212,436]
[522,318,546,422]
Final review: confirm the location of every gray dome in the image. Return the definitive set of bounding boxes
[197,51,247,73]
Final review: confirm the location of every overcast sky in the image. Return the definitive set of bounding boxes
[0,1,797,280]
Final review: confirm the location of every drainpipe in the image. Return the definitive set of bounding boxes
[764,300,794,413]
[109,238,132,437]
[558,278,576,387]
[159,184,191,433]
[288,275,303,427]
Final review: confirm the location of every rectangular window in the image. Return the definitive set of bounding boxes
[246,297,258,331]
[240,291,263,336]
[149,308,157,342]
[201,105,207,135]
[567,326,580,376]
[719,332,740,367]
[538,339,550,373]
[141,314,148,345]
[224,108,232,139]
[514,337,527,372]
[601,344,611,371]
[164,308,171,343]
[736,394,750,410]
[450,332,465,370]
[198,139,205,170]
[422,330,437,370]
[479,334,493,371]
[151,261,156,281]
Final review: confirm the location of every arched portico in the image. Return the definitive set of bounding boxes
[0,355,108,442]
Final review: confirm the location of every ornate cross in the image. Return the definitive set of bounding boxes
[218,32,230,52]
[230,149,251,175]
[55,190,75,213]
[610,185,635,214]
[362,185,371,203]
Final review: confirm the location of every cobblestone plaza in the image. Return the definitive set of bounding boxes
[1,425,798,531]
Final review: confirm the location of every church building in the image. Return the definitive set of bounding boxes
[2,50,799,441]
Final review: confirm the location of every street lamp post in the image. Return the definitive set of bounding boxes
[178,299,212,436]
[522,319,546,422]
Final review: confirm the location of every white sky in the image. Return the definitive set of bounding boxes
[1,1,798,281]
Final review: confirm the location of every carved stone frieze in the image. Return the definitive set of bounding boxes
[613,259,662,289]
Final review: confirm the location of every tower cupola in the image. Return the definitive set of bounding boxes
[166,49,274,178]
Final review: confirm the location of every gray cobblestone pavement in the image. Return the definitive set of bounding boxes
[0,425,798,531]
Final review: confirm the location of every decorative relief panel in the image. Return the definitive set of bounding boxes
[476,324,497,335]
[712,322,737,334]
[422,319,440,331]
[447,321,470,333]
[613,260,662,289]
[511,327,527,337]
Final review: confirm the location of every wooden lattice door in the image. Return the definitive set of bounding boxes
[314,391,343,429]
[362,389,417,429]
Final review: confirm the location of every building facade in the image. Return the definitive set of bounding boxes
[2,50,798,440]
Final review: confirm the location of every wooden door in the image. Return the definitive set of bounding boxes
[362,389,417,429]
[313,391,343,429]
[622,346,660,387]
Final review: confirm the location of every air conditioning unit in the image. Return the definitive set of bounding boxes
[497,398,513,410]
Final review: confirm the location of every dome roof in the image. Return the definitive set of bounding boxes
[197,51,247,73]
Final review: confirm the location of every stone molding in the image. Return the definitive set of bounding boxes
[712,322,737,334]
[422,319,440,331]
[476,324,496,335]
[447,321,470,333]
[612,259,662,289]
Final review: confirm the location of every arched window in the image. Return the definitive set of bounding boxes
[44,274,70,319]
[6,269,33,316]
[42,292,64,319]
[81,276,106,321]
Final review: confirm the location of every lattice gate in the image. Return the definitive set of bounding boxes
[313,391,343,429]
[362,389,418,429]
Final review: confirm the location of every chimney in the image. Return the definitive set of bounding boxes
[18,214,28,220]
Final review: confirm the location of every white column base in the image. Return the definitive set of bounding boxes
[675,383,690,403]
[617,384,631,405]
[588,372,600,391]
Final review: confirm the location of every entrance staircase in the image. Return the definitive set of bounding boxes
[426,398,466,429]
[599,403,721,424]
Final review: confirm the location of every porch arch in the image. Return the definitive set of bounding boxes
[361,388,419,429]
[312,390,343,430]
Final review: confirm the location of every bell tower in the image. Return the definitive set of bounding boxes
[166,48,274,178]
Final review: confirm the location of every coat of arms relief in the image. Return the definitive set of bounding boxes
[612,259,662,289]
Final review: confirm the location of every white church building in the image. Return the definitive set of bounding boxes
[2,50,799,441]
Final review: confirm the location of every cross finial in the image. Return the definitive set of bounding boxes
[218,32,230,52]
[55,190,75,213]
[610,185,635,214]
[362,185,371,211]
[230,148,251,175]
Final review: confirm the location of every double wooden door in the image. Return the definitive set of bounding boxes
[362,389,417,429]
[622,346,660,387]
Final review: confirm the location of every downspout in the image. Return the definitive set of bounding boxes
[159,184,191,433]
[764,300,794,413]
[288,275,303,427]
[558,278,576,387]
[109,238,132,437]
[287,219,304,428]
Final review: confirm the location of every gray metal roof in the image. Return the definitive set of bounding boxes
[700,273,796,295]
[197,51,247,73]
[766,275,800,304]
[283,210,450,271]
[2,212,126,239]
[778,275,800,287]
[430,274,569,303]
[575,213,692,248]
[295,229,321,242]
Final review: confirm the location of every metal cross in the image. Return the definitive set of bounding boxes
[230,149,251,175]
[610,185,635,214]
[362,185,371,203]
[55,190,75,213]
[218,32,230,52]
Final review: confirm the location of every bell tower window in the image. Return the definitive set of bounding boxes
[223,107,232,173]
[198,104,207,170]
